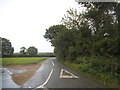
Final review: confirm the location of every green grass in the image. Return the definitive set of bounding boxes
[2,57,48,66]
[0,58,2,66]
[60,60,120,88]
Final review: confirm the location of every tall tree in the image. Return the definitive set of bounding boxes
[44,2,120,61]
[27,46,38,55]
[20,47,27,55]
[44,25,67,46]
[61,8,84,30]
[79,2,119,39]
[0,37,14,56]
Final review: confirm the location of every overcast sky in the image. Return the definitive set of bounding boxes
[0,0,81,53]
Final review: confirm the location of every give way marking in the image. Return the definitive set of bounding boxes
[59,69,79,79]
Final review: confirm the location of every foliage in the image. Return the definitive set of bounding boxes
[20,47,27,55]
[4,52,55,57]
[44,25,67,46]
[93,36,120,57]
[44,2,120,60]
[19,46,38,56]
[62,56,120,88]
[0,37,14,56]
[27,46,38,55]
[44,2,120,88]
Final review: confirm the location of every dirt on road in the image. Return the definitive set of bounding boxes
[4,61,44,85]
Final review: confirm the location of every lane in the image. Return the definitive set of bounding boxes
[52,60,55,66]
[2,57,106,88]
[2,68,20,88]
[21,58,53,88]
[43,57,106,88]
[37,69,53,88]
[2,58,54,88]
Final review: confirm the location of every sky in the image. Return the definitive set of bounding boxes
[0,0,81,53]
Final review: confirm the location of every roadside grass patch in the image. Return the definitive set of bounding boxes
[60,56,120,88]
[0,58,2,66]
[2,57,48,66]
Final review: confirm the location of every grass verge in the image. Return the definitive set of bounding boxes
[2,57,48,66]
[60,59,120,88]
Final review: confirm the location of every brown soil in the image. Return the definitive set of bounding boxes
[5,61,44,85]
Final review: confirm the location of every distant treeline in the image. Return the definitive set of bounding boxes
[0,37,55,58]
[2,53,55,58]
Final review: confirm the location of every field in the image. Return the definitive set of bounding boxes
[2,57,48,66]
[0,58,2,66]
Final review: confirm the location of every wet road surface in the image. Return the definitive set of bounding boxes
[22,57,106,88]
[2,57,107,89]
[2,68,20,88]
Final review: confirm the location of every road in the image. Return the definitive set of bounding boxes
[21,57,106,89]
[2,68,21,88]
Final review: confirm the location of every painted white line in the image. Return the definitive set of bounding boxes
[28,87,31,88]
[52,61,54,66]
[6,68,13,75]
[59,69,63,78]
[8,71,13,75]
[64,69,79,78]
[59,69,79,79]
[37,69,53,88]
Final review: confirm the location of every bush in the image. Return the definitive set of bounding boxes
[79,63,92,73]
[74,56,88,64]
[93,36,120,57]
[67,46,77,61]
[2,53,55,58]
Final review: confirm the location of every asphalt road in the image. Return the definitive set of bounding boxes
[2,68,20,88]
[2,57,110,89]
[21,57,106,89]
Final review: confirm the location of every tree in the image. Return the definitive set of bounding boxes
[44,25,67,46]
[54,30,77,60]
[79,2,119,39]
[27,46,38,55]
[44,25,70,60]
[44,2,120,87]
[20,47,27,55]
[44,2,120,61]
[0,37,14,56]
[0,37,2,56]
[61,8,82,29]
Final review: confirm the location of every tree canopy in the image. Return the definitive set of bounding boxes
[19,46,38,56]
[20,47,27,55]
[0,37,14,56]
[44,2,120,75]
[27,46,38,55]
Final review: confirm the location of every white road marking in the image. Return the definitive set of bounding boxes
[8,70,13,75]
[28,87,31,88]
[37,69,53,88]
[59,69,79,79]
[60,69,63,78]
[52,60,54,66]
[4,68,13,74]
